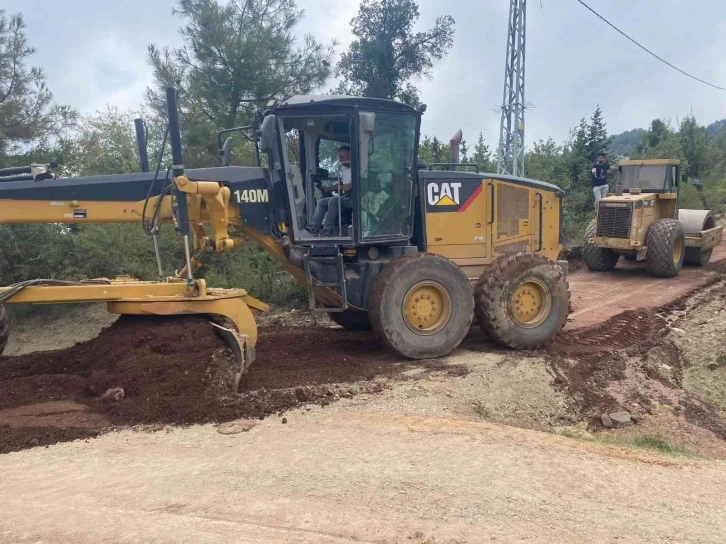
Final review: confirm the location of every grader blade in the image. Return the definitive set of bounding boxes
[209,322,255,389]
[107,289,266,377]
[0,279,268,374]
[108,292,261,345]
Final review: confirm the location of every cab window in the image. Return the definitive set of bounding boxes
[360,113,416,239]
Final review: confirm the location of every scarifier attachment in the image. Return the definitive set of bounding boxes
[0,277,268,374]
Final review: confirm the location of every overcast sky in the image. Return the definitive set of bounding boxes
[6,0,726,151]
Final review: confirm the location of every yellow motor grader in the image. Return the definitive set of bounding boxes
[0,88,572,367]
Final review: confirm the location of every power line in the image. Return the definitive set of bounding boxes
[576,0,726,92]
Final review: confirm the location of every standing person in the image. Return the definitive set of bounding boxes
[591,151,611,206]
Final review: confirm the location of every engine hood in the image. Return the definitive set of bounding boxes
[600,192,655,204]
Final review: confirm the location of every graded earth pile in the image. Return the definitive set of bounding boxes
[0,315,466,454]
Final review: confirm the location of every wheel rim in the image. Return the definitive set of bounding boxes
[673,236,683,264]
[509,278,552,328]
[403,281,452,335]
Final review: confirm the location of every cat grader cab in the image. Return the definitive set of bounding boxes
[0,88,571,368]
[583,159,722,277]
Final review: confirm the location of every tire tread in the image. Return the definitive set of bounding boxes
[582,220,620,271]
[475,253,570,350]
[369,253,473,359]
[645,219,685,278]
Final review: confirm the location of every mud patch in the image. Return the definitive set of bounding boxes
[0,316,468,454]
[546,282,726,456]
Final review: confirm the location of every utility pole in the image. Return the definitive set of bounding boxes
[497,0,527,177]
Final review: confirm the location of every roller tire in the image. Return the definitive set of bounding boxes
[0,304,8,356]
[369,253,474,360]
[645,219,685,278]
[583,220,619,271]
[327,308,372,331]
[475,254,570,350]
[684,247,712,267]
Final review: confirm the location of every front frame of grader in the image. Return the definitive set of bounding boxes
[0,89,269,370]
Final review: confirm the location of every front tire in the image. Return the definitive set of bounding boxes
[369,253,473,360]
[645,219,685,278]
[475,254,570,350]
[583,220,619,271]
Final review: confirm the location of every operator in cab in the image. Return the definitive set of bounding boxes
[311,145,352,236]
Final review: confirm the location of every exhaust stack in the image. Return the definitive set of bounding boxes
[450,129,463,171]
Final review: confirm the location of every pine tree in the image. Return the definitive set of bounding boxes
[566,117,589,184]
[430,136,449,164]
[679,115,708,178]
[146,0,334,166]
[586,105,610,160]
[0,11,76,162]
[572,117,589,155]
[471,133,492,171]
[459,139,468,163]
[334,0,455,105]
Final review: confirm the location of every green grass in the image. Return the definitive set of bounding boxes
[599,434,703,458]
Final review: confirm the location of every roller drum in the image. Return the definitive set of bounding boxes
[678,209,716,235]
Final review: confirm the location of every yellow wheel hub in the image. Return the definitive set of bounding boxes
[673,236,683,264]
[403,281,452,335]
[509,278,551,328]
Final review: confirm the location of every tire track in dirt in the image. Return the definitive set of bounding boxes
[545,280,726,440]
[549,309,668,357]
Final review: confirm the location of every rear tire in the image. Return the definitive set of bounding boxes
[327,308,372,331]
[475,254,570,350]
[684,247,712,267]
[645,219,685,278]
[369,253,473,360]
[583,220,619,271]
[0,304,8,356]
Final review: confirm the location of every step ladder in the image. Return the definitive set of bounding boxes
[303,246,349,312]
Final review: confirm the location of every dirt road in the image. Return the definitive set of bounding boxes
[2,245,726,543]
[1,409,726,544]
[567,242,726,329]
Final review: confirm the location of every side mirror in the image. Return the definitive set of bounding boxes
[259,114,277,154]
[359,112,376,134]
[221,137,232,166]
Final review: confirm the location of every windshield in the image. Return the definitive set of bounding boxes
[618,164,671,192]
[360,113,416,239]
